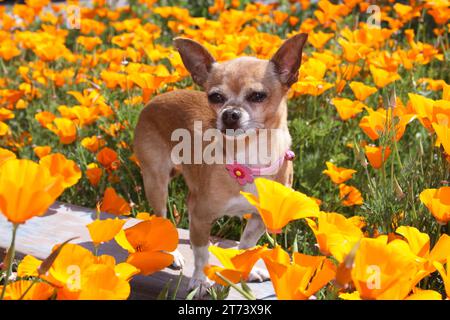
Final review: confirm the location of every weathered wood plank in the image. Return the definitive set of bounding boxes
[0,202,275,300]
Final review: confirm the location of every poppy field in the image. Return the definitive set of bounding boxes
[0,0,450,300]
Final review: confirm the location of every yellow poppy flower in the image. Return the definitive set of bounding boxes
[331,98,365,121]
[241,178,319,234]
[76,264,130,300]
[349,81,378,101]
[46,118,77,144]
[306,211,364,262]
[39,153,82,188]
[0,281,54,300]
[17,255,42,277]
[351,238,423,300]
[433,257,450,299]
[419,187,450,224]
[33,146,52,159]
[87,218,126,245]
[262,246,336,300]
[0,159,65,224]
[322,161,357,184]
[204,245,267,286]
[0,147,16,166]
[369,65,400,88]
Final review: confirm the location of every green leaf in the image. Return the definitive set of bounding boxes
[185,287,199,300]
[157,279,172,300]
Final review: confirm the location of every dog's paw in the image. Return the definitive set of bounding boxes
[188,277,213,297]
[168,249,185,270]
[246,267,270,283]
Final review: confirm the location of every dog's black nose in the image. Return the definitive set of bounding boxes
[222,109,241,128]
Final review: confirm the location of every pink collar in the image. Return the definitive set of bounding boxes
[225,150,295,186]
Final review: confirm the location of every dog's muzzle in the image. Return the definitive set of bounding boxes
[221,107,242,130]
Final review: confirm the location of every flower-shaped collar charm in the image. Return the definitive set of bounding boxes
[225,163,254,186]
[226,150,295,186]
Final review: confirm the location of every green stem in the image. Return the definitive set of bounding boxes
[214,272,256,300]
[0,59,8,76]
[393,138,403,170]
[1,224,19,300]
[272,233,278,247]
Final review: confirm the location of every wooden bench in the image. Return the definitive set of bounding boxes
[0,202,275,300]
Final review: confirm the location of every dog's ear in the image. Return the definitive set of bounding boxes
[270,33,308,87]
[174,38,216,87]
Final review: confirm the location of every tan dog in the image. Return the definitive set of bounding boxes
[134,33,308,292]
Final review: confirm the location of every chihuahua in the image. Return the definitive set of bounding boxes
[134,33,308,292]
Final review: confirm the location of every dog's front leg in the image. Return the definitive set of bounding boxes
[239,214,270,283]
[188,214,213,294]
[239,214,266,249]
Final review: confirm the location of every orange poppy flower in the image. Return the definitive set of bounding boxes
[115,218,178,275]
[395,226,450,275]
[331,98,365,120]
[273,10,288,25]
[0,280,54,300]
[359,107,415,141]
[128,73,168,103]
[339,184,363,206]
[135,212,152,220]
[39,153,82,188]
[76,264,131,300]
[0,121,10,136]
[369,65,400,88]
[322,161,356,184]
[33,146,52,159]
[47,118,77,144]
[408,93,435,131]
[85,164,103,187]
[46,243,134,300]
[308,30,334,49]
[204,245,268,286]
[350,238,424,300]
[81,136,104,153]
[405,288,443,300]
[17,255,42,278]
[35,111,55,127]
[349,81,378,101]
[97,147,120,171]
[364,145,391,169]
[419,187,450,224]
[305,211,364,263]
[100,187,131,216]
[76,36,103,51]
[432,121,450,156]
[240,178,319,234]
[0,107,14,122]
[0,40,21,61]
[87,218,126,246]
[291,58,334,96]
[262,246,336,300]
[0,159,65,224]
[338,38,371,63]
[338,64,362,81]
[433,257,450,299]
[0,147,16,166]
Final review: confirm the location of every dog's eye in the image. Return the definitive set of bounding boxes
[247,92,267,103]
[208,92,226,104]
